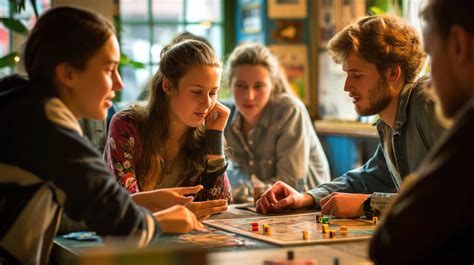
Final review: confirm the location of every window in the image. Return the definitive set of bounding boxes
[0,1,51,77]
[119,0,224,102]
[0,2,10,77]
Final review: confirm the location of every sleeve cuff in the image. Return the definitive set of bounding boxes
[304,188,330,207]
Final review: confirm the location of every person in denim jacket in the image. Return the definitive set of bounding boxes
[223,43,330,197]
[256,15,446,217]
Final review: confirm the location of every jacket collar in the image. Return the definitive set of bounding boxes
[375,75,429,131]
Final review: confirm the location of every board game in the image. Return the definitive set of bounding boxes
[175,227,256,248]
[204,212,376,246]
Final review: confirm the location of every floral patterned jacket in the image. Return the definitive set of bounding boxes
[104,112,232,203]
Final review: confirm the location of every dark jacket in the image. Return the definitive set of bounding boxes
[370,99,474,264]
[0,75,160,265]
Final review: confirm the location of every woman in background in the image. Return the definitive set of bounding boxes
[104,39,232,208]
[224,43,330,197]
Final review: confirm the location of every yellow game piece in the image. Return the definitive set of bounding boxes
[340,226,348,236]
[302,230,309,240]
[322,224,329,233]
[372,216,378,225]
[265,226,272,236]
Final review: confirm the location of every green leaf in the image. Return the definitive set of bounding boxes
[0,17,28,35]
[369,6,385,15]
[128,60,145,69]
[120,54,145,69]
[120,53,131,65]
[0,52,20,68]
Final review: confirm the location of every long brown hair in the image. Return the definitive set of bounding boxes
[123,39,221,191]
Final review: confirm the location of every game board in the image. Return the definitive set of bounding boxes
[175,227,256,248]
[204,212,376,246]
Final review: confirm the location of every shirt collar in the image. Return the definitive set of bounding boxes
[232,98,275,132]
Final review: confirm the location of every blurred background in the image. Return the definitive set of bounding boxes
[0,0,427,179]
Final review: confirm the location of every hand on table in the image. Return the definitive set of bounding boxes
[256,181,315,214]
[153,205,203,234]
[319,192,370,218]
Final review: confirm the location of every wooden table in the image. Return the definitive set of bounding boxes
[53,204,373,265]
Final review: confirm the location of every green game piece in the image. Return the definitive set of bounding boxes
[321,217,329,224]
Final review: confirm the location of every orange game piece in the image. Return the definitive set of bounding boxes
[321,224,329,233]
[302,230,309,240]
[340,226,348,236]
[372,216,378,225]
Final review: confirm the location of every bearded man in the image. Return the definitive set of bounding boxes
[256,15,447,218]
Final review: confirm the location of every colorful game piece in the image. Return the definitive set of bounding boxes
[321,217,329,224]
[329,229,336,239]
[287,250,294,260]
[252,222,259,231]
[302,231,309,240]
[372,216,378,225]
[340,226,348,236]
[321,224,329,233]
[262,224,271,234]
[204,212,376,245]
[266,226,272,236]
[315,214,322,223]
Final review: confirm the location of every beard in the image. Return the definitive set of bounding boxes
[355,77,392,116]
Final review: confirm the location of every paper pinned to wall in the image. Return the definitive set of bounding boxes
[268,0,307,19]
[269,44,310,105]
[318,52,358,120]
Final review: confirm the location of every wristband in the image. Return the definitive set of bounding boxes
[205,129,224,155]
[363,195,375,218]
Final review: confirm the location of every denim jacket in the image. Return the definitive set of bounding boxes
[224,94,330,192]
[307,76,447,205]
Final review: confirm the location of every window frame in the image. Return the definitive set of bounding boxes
[116,0,229,102]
